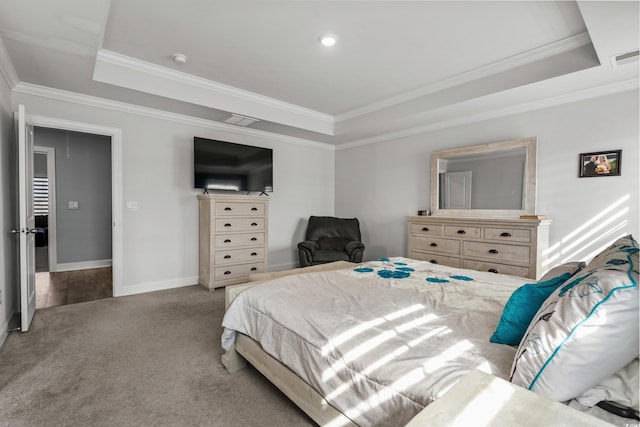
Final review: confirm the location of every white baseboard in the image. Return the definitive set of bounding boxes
[53,259,112,272]
[115,276,199,297]
[268,261,299,272]
[0,307,16,350]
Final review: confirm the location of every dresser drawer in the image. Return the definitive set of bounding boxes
[410,223,443,236]
[215,247,265,265]
[410,251,460,268]
[444,225,481,239]
[462,259,530,278]
[484,227,531,243]
[215,202,265,217]
[215,218,265,233]
[214,262,265,281]
[215,232,264,249]
[463,241,530,264]
[411,236,460,255]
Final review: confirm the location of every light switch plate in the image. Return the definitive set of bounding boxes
[68,201,79,210]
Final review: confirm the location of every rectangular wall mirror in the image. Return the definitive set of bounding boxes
[430,137,537,218]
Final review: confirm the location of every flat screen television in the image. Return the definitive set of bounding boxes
[194,137,273,192]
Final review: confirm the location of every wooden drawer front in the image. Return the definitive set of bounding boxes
[215,248,265,265]
[463,241,530,264]
[410,251,460,268]
[484,227,531,243]
[214,263,265,281]
[215,202,265,217]
[444,225,481,239]
[410,223,443,236]
[215,218,265,233]
[215,233,264,249]
[412,236,460,255]
[462,259,530,278]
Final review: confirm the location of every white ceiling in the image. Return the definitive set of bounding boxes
[0,1,638,146]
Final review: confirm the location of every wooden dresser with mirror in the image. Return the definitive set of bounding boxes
[411,136,550,280]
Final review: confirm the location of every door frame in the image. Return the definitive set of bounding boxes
[30,115,123,296]
[33,146,57,272]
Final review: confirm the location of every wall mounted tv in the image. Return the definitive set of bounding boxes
[194,137,273,193]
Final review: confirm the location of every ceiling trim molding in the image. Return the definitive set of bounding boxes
[335,32,593,123]
[336,77,638,151]
[0,37,19,89]
[94,49,335,135]
[13,82,335,151]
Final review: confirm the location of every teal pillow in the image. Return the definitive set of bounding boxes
[490,273,572,345]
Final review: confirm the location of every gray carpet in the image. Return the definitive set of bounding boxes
[0,285,315,426]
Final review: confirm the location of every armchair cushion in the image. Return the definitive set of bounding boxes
[317,237,349,252]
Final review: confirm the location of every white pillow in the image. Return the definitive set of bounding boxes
[576,357,639,411]
[510,236,639,402]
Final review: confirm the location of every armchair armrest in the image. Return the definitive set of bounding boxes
[345,241,365,256]
[298,240,320,255]
[298,240,320,267]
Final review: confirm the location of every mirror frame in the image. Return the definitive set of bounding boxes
[430,136,537,218]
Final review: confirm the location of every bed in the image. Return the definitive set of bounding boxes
[221,237,639,427]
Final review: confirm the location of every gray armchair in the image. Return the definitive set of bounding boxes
[298,216,365,267]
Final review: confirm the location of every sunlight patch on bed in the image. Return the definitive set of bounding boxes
[322,330,398,382]
[423,340,474,374]
[321,304,424,356]
[395,313,438,333]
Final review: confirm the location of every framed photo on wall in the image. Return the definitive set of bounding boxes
[579,150,622,177]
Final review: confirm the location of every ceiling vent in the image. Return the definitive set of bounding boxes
[610,49,639,68]
[222,113,260,127]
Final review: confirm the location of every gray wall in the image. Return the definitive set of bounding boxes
[33,127,112,264]
[336,90,640,266]
[0,74,16,344]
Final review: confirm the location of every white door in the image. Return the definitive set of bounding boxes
[15,104,36,332]
[443,171,472,209]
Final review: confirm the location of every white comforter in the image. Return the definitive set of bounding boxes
[222,257,530,427]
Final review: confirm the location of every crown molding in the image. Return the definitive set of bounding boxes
[13,82,335,151]
[336,77,639,151]
[335,32,593,123]
[94,49,335,135]
[0,37,19,89]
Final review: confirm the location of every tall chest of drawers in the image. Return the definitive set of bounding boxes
[407,216,550,280]
[198,194,269,289]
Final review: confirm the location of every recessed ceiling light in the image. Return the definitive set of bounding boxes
[172,53,188,64]
[319,34,338,47]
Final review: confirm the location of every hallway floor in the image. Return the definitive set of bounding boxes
[36,267,113,309]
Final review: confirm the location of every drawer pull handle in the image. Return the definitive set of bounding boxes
[430,243,438,247]
[500,232,512,237]
[224,207,232,211]
[251,222,258,226]
[430,260,438,264]
[224,223,232,227]
[489,249,499,254]
[224,255,231,259]
[250,237,257,241]
[251,207,258,211]
[457,230,466,234]
[224,271,232,275]
[251,252,257,256]
[224,239,231,243]
[422,227,429,232]
[250,267,258,271]
[488,269,498,273]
